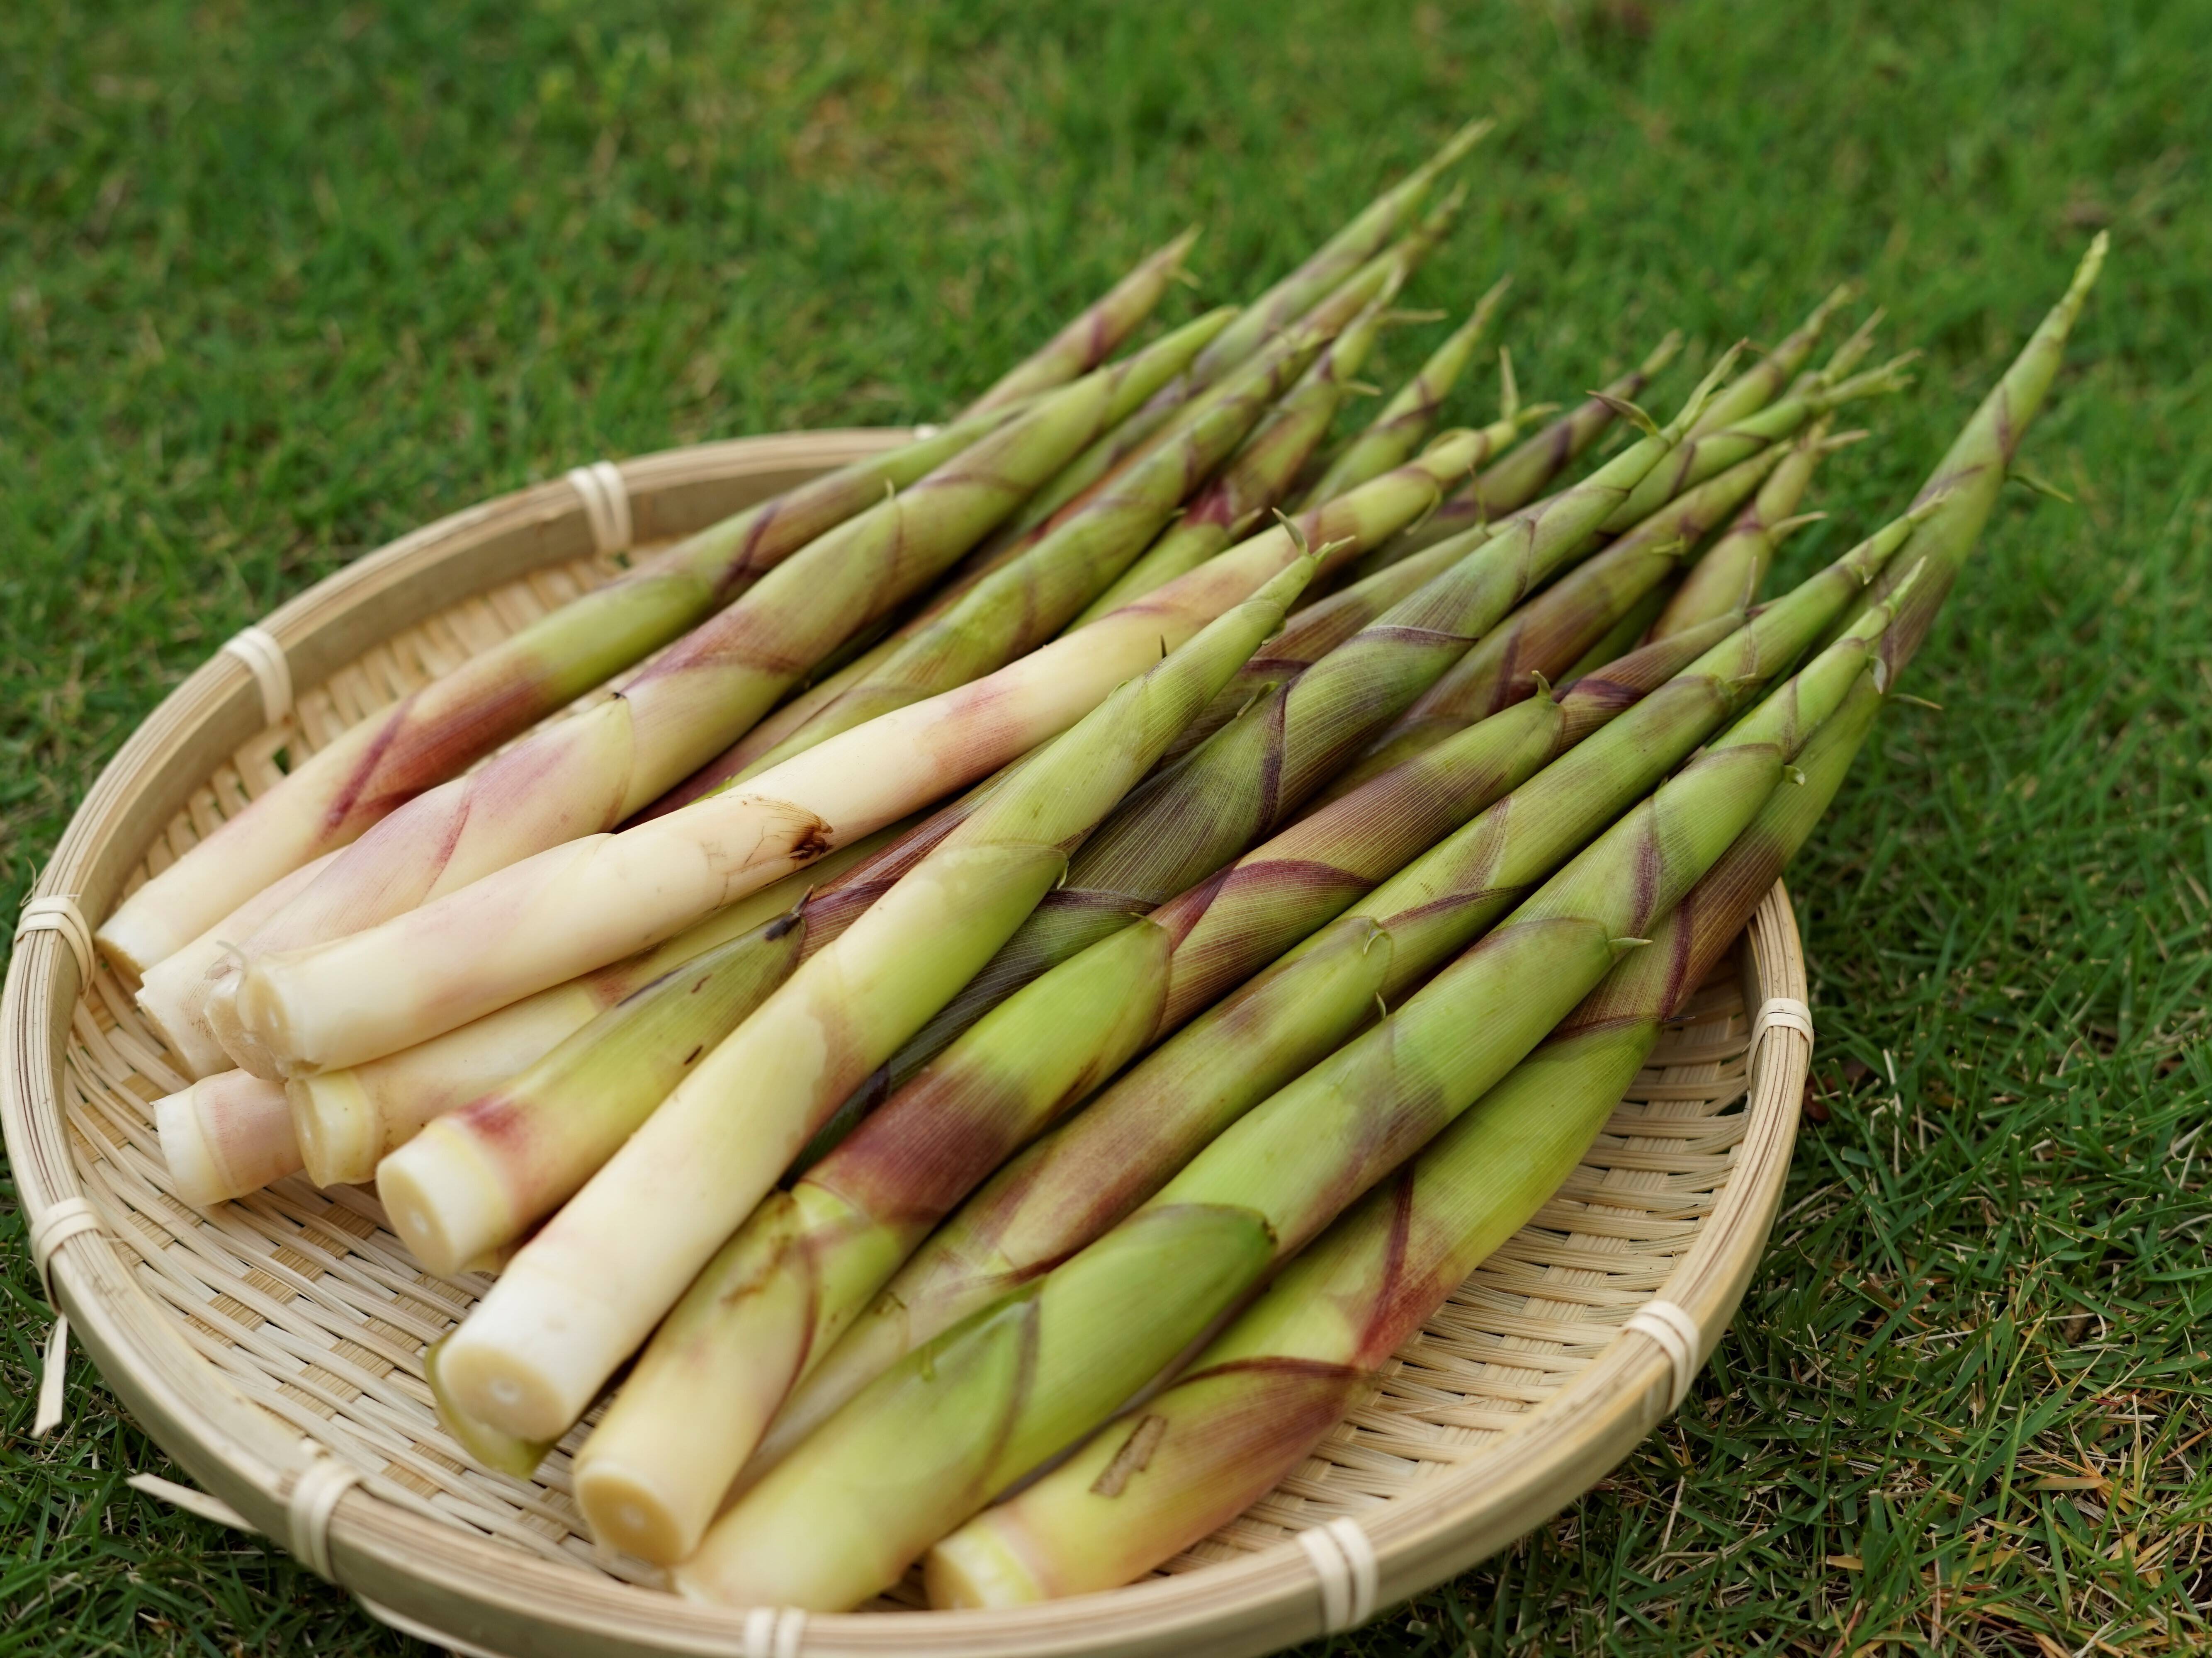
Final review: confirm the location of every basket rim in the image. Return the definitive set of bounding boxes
[2,428,1812,1658]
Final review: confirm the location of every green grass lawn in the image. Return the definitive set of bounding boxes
[5,0,2209,1651]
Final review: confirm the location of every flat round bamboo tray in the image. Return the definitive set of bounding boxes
[4,430,1813,1658]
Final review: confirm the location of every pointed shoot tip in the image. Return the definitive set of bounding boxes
[1815,308,1886,386]
[2010,465,2076,504]
[1588,391,1660,438]
[1430,115,1497,171]
[2073,231,2111,297]
[1663,339,1750,441]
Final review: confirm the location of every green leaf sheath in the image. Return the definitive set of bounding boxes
[1362,329,1682,575]
[926,675,1891,1605]
[1560,582,1681,679]
[1297,276,1512,508]
[861,351,1743,1092]
[1068,296,1398,625]
[675,596,1901,1613]
[1838,234,2107,683]
[100,403,1024,979]
[1685,282,1854,437]
[958,226,1201,417]
[428,560,1319,1447]
[1185,118,1491,387]
[730,310,1358,774]
[1652,417,1840,638]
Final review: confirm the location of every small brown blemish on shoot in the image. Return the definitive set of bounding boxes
[1089,1414,1169,1498]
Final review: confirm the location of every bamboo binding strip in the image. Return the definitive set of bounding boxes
[2,430,1812,1658]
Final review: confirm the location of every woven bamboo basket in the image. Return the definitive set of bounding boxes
[3,429,1814,1658]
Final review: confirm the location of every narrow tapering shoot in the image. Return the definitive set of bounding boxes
[377,908,811,1279]
[732,313,1350,773]
[1652,418,1845,637]
[1297,277,1511,508]
[1004,208,1428,543]
[1364,330,1682,571]
[575,616,1730,1556]
[1068,297,1398,626]
[158,830,901,1206]
[959,228,1201,416]
[1339,440,1795,792]
[1685,282,1855,437]
[1836,234,2108,681]
[1185,119,1491,386]
[662,250,1425,812]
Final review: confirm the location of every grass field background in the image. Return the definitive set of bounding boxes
[5,1,2209,1651]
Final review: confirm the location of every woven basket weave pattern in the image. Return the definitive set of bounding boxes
[5,434,1808,1658]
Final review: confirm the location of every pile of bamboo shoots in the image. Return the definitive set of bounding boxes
[109,120,2106,1613]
